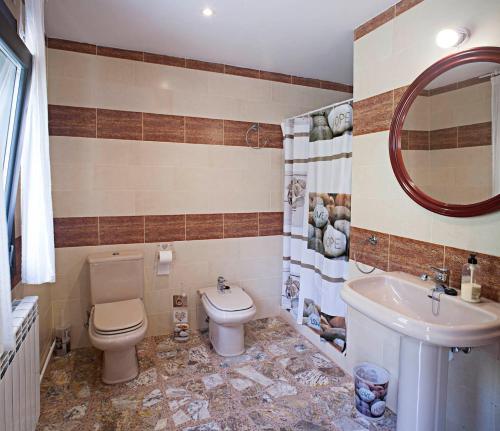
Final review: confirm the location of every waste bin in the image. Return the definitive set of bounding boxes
[354,362,390,419]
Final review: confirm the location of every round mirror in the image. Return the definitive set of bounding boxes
[390,47,500,217]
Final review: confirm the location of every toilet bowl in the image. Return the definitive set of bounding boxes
[88,298,148,384]
[200,285,256,357]
[87,251,148,384]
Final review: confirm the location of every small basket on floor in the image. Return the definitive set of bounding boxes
[353,362,390,419]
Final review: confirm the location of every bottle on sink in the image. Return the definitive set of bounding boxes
[460,254,482,303]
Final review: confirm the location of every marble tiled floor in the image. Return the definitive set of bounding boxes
[37,317,396,431]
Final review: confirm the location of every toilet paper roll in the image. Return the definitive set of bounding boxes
[157,250,172,275]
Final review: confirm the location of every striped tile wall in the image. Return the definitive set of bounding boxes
[53,212,283,248]
[401,122,492,150]
[48,105,283,148]
[47,38,353,93]
[354,0,424,41]
[350,226,500,302]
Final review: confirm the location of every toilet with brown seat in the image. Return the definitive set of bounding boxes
[87,251,148,384]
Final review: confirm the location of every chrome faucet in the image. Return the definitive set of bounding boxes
[425,267,453,315]
[217,276,226,293]
[430,266,450,292]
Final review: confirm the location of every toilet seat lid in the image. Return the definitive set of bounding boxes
[203,286,254,312]
[93,299,145,332]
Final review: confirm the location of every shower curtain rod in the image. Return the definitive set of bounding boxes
[285,98,353,121]
[478,70,500,79]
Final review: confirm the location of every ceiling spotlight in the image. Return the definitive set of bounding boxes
[435,28,469,49]
[202,7,214,17]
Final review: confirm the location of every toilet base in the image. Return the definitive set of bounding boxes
[209,320,245,357]
[101,346,139,384]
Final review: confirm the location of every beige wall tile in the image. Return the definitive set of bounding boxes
[134,61,209,95]
[353,18,395,101]
[352,1,500,257]
[207,72,272,102]
[47,76,96,108]
[52,190,136,217]
[50,236,283,348]
[45,40,338,349]
[404,95,430,130]
[354,0,500,101]
[48,48,345,124]
[47,49,97,80]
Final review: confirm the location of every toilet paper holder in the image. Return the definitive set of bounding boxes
[156,243,174,275]
[158,243,173,252]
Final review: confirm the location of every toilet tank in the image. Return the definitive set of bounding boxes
[88,251,144,305]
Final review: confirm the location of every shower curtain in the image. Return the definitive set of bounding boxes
[281,104,352,352]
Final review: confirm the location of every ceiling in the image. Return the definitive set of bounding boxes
[44,0,396,85]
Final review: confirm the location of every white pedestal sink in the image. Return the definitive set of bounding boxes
[340,272,500,431]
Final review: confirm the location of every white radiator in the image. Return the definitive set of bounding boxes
[0,297,40,431]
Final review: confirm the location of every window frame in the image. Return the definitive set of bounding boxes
[0,0,32,276]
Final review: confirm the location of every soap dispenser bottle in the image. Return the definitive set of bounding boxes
[460,253,481,303]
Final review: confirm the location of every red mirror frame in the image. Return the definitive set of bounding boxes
[389,46,500,217]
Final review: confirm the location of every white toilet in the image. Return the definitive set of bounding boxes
[199,279,256,357]
[87,251,148,384]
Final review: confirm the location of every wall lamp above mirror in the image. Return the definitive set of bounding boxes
[389,46,500,217]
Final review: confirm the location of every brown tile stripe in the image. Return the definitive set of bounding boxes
[225,65,260,79]
[48,105,96,138]
[402,122,492,150]
[54,212,284,248]
[143,113,185,143]
[47,38,352,93]
[350,226,500,303]
[53,217,99,248]
[223,213,259,238]
[259,123,284,149]
[186,59,225,74]
[96,46,144,62]
[10,236,21,289]
[457,122,491,148]
[97,109,142,140]
[49,105,283,148]
[353,85,490,138]
[423,76,490,97]
[47,38,97,54]
[349,227,389,271]
[259,70,292,84]
[444,247,500,303]
[408,130,429,150]
[400,129,409,150]
[185,214,224,241]
[354,0,424,41]
[395,0,425,16]
[145,215,186,243]
[258,212,284,236]
[99,216,145,245]
[359,85,407,136]
[429,127,457,150]
[291,76,322,89]
[223,120,258,148]
[353,90,394,136]
[143,52,186,68]
[354,6,395,41]
[388,235,445,276]
[185,117,223,145]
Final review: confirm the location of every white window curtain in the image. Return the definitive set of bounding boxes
[0,166,14,354]
[20,0,55,284]
[492,74,500,196]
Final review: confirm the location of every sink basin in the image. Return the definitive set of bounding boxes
[341,271,500,347]
[341,271,500,431]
